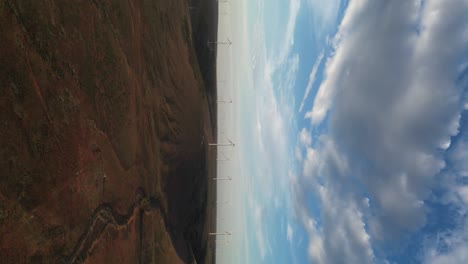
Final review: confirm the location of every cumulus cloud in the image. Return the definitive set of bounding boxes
[424,224,468,264]
[299,128,312,147]
[422,117,468,263]
[302,146,321,178]
[449,137,468,178]
[428,245,468,264]
[292,139,374,264]
[330,0,467,237]
[423,197,468,264]
[297,0,468,262]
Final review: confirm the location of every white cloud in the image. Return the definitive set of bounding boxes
[278,54,300,117]
[449,139,468,177]
[295,146,303,161]
[238,0,302,261]
[423,120,468,263]
[303,146,320,178]
[299,128,312,147]
[299,52,324,113]
[427,245,468,264]
[287,54,300,86]
[290,146,374,264]
[306,0,342,37]
[305,216,327,264]
[256,221,267,259]
[287,223,294,242]
[251,14,301,201]
[423,215,468,264]
[292,141,374,264]
[275,0,301,68]
[304,0,358,124]
[255,65,291,199]
[249,194,268,260]
[457,186,468,205]
[296,0,468,262]
[317,183,374,264]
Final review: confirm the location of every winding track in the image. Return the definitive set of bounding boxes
[66,191,167,264]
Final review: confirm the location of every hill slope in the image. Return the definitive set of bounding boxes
[0,0,217,263]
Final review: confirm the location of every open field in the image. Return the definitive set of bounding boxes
[0,0,218,263]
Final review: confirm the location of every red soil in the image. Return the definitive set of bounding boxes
[0,0,217,263]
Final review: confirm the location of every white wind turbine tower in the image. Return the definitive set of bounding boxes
[212,233,232,253]
[215,187,232,205]
[216,238,231,248]
[217,152,230,162]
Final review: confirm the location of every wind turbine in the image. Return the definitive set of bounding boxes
[217,153,230,161]
[217,80,227,89]
[213,175,232,181]
[209,138,235,147]
[216,238,231,246]
[209,38,232,46]
[209,231,232,236]
[217,98,232,103]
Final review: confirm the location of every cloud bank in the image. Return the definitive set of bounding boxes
[240,0,302,262]
[296,0,468,263]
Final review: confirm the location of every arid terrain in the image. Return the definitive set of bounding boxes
[0,0,218,263]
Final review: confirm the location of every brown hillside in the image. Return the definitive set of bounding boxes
[0,0,217,263]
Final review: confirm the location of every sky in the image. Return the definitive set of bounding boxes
[216,0,468,263]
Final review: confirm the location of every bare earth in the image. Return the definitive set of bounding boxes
[0,0,217,263]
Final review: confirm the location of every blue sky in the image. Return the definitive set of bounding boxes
[216,0,468,263]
